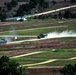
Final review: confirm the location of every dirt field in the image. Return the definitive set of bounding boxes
[26,66,62,75]
[0,37,76,56]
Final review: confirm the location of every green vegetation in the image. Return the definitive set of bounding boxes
[0,19,76,35]
[71,0,76,3]
[0,54,9,57]
[11,49,76,66]
[17,0,29,2]
[0,27,67,35]
[0,37,76,51]
[0,12,6,21]
[60,63,76,75]
[15,0,49,16]
[41,60,76,66]
[0,1,76,74]
[13,57,48,65]
[0,25,75,35]
[20,51,76,59]
[4,0,18,10]
[0,56,28,75]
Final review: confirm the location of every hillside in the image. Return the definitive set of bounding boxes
[0,0,76,75]
[0,0,75,18]
[0,0,28,6]
[0,0,11,7]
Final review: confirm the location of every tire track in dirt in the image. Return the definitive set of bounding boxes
[10,51,43,58]
[10,50,76,67]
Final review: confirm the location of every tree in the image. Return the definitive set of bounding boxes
[6,2,12,10]
[60,64,76,75]
[20,4,31,14]
[64,10,71,18]
[29,0,38,9]
[64,0,66,1]
[0,56,28,75]
[51,1,57,5]
[0,12,6,21]
[71,0,76,3]
[6,0,18,11]
[0,6,2,11]
[58,11,63,19]
[16,3,30,16]
[43,2,49,9]
[11,0,18,7]
[37,0,49,12]
[16,8,25,16]
[29,0,49,12]
[17,0,29,2]
[4,2,7,6]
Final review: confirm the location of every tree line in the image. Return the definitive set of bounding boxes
[0,0,76,21]
[4,0,18,11]
[0,0,18,21]
[32,10,76,20]
[15,0,49,16]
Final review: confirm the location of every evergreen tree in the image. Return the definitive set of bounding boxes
[58,12,63,19]
[11,0,18,7]
[16,7,25,16]
[6,2,12,10]
[0,6,2,11]
[16,3,30,16]
[71,0,76,3]
[0,12,6,21]
[29,0,37,8]
[37,0,49,12]
[60,64,76,75]
[51,0,57,5]
[64,10,71,18]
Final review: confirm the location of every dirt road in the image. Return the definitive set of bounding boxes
[27,5,76,18]
[11,51,43,58]
[10,50,76,67]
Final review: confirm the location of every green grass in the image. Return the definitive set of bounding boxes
[0,37,76,52]
[42,59,76,66]
[19,51,76,59]
[12,49,76,65]
[0,54,9,58]
[0,19,76,35]
[12,58,48,65]
[0,26,70,35]
[0,24,76,35]
[0,49,76,66]
[0,19,65,32]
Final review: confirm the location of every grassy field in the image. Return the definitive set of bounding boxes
[11,49,76,66]
[0,19,76,35]
[0,48,76,67]
[0,37,76,51]
[0,2,76,75]
[43,59,76,66]
[0,19,76,75]
[0,26,68,35]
